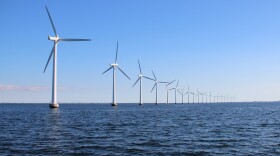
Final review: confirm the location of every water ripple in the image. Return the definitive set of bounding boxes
[1,103,280,155]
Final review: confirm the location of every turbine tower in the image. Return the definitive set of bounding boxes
[132,60,154,105]
[196,93,200,103]
[209,92,212,103]
[102,41,131,106]
[187,85,190,104]
[165,80,175,104]
[43,6,91,108]
[170,81,179,104]
[177,88,186,104]
[205,92,208,103]
[214,95,216,103]
[189,91,195,104]
[150,71,168,104]
[197,90,204,103]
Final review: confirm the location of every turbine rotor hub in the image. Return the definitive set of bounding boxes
[48,35,60,41]
[110,63,118,66]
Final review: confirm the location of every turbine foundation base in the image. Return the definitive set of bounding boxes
[111,103,117,106]
[49,103,59,108]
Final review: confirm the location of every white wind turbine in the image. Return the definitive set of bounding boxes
[102,41,131,106]
[168,88,175,104]
[132,60,154,105]
[197,90,204,103]
[189,91,195,104]
[165,80,175,104]
[216,94,220,103]
[209,92,212,103]
[170,81,179,104]
[150,71,168,104]
[205,92,208,103]
[43,6,91,108]
[196,93,200,103]
[220,95,224,103]
[186,85,190,104]
[214,95,217,103]
[177,88,186,104]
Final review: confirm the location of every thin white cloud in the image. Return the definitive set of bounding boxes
[0,84,49,92]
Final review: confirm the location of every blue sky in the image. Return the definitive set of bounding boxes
[1,0,280,103]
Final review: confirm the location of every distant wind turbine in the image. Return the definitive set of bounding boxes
[165,80,175,104]
[170,81,180,104]
[43,6,91,108]
[189,91,195,104]
[177,88,186,104]
[196,93,200,103]
[205,92,208,103]
[102,41,131,106]
[187,85,190,104]
[197,90,205,104]
[150,71,168,104]
[209,92,212,103]
[132,60,154,105]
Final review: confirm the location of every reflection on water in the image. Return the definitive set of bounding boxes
[113,106,117,112]
[0,103,280,155]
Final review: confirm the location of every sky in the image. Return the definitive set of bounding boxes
[1,0,280,103]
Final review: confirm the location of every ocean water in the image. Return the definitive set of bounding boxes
[1,102,280,155]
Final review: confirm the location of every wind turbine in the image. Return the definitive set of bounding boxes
[197,90,204,103]
[102,41,131,106]
[220,95,224,103]
[170,81,180,104]
[196,93,200,103]
[43,6,91,108]
[168,88,175,104]
[189,91,195,104]
[150,71,168,104]
[209,92,212,103]
[214,95,217,103]
[177,88,186,104]
[205,92,208,103]
[165,80,175,104]
[202,92,206,103]
[132,60,154,105]
[187,85,190,104]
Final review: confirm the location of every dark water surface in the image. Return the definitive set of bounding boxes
[1,102,280,155]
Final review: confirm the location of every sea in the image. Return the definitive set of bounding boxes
[0,102,280,155]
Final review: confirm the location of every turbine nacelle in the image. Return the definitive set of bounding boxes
[48,35,60,41]
[110,63,118,67]
[138,74,143,77]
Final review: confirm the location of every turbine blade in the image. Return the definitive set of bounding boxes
[151,83,156,92]
[115,41,118,63]
[45,6,57,36]
[60,38,91,41]
[143,76,154,81]
[132,77,140,87]
[43,45,55,73]
[138,60,142,74]
[167,80,176,86]
[177,90,182,95]
[116,66,130,80]
[102,66,113,74]
[152,70,157,80]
